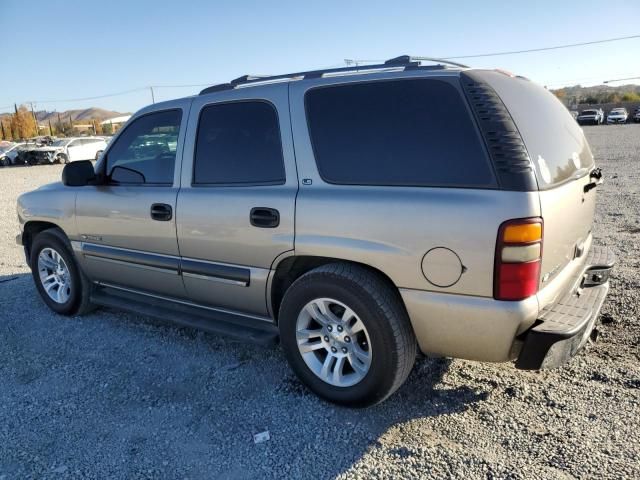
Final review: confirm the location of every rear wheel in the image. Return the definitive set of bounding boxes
[30,229,94,316]
[279,263,416,407]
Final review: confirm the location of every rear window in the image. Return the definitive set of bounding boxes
[305,79,496,188]
[479,71,595,189]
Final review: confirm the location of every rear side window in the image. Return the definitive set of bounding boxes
[305,79,496,187]
[478,71,595,189]
[194,101,285,185]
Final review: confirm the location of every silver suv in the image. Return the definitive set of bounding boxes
[16,56,615,406]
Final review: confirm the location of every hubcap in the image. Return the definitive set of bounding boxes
[296,298,372,387]
[37,248,72,304]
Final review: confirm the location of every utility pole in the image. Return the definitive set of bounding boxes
[1,120,6,140]
[49,119,54,136]
[149,86,155,104]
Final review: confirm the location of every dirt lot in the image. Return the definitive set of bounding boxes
[1,125,639,479]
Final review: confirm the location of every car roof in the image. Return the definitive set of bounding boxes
[135,56,473,116]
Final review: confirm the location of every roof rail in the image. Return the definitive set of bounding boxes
[198,55,468,95]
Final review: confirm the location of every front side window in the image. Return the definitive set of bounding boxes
[105,109,181,185]
[305,79,496,187]
[193,101,285,185]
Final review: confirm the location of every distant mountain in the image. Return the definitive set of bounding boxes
[0,108,129,124]
[551,84,640,106]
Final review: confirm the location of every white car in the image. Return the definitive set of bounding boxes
[31,137,108,164]
[606,108,628,124]
[0,142,39,166]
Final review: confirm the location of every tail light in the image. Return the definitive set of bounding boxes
[494,218,543,301]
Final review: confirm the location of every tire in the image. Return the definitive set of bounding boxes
[30,228,95,316]
[0,156,8,167]
[55,153,68,164]
[279,263,416,407]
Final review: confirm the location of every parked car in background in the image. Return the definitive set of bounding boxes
[633,107,640,123]
[30,137,108,164]
[607,108,628,124]
[576,108,604,125]
[0,142,15,166]
[3,142,40,165]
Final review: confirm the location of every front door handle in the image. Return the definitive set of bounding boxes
[250,207,279,228]
[150,203,172,221]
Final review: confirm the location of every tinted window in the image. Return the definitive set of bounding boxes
[479,71,595,189]
[194,102,285,185]
[305,79,495,187]
[106,109,181,185]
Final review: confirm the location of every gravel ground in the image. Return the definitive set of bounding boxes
[1,125,639,479]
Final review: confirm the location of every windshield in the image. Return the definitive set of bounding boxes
[50,139,70,147]
[0,144,13,153]
[580,110,597,115]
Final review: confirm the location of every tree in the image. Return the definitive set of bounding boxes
[9,105,38,139]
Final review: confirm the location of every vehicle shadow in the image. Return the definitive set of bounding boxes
[268,355,489,479]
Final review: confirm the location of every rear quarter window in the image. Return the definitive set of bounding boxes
[304,79,497,188]
[478,71,595,189]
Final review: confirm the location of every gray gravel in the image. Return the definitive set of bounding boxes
[1,125,639,479]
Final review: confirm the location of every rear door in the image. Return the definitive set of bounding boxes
[480,71,597,297]
[75,104,188,298]
[177,83,297,316]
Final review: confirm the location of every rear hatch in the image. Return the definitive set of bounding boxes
[470,71,598,303]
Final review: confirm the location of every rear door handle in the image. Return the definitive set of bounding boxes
[250,207,279,228]
[150,203,172,221]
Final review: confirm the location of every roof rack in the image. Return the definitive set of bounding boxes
[198,55,469,95]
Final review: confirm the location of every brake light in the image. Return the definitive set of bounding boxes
[494,218,543,301]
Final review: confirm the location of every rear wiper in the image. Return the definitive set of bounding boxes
[584,167,603,193]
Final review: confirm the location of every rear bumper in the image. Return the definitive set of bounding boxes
[515,245,615,369]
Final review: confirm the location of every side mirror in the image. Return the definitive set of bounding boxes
[62,160,96,186]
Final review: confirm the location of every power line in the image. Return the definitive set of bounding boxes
[604,76,640,84]
[443,34,640,59]
[28,87,149,104]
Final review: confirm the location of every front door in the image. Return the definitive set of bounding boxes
[177,83,298,316]
[74,105,189,298]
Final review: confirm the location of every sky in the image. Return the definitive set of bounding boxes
[2,0,639,115]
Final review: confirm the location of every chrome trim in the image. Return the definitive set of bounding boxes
[182,271,248,286]
[84,255,179,275]
[95,282,274,323]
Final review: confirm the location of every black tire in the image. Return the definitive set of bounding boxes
[279,263,416,407]
[0,156,8,167]
[30,228,95,316]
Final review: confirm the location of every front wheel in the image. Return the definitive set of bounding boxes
[30,229,94,316]
[0,156,8,167]
[279,263,416,407]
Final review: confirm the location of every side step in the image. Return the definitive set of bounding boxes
[91,287,279,346]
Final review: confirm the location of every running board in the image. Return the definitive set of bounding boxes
[91,287,279,346]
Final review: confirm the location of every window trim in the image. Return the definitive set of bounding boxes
[303,77,499,190]
[191,99,287,188]
[101,108,182,188]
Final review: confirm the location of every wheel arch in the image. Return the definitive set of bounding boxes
[269,255,405,323]
[23,221,66,263]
